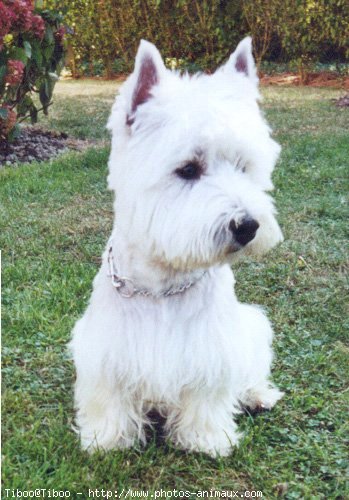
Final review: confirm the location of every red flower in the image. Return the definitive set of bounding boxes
[31,14,45,40]
[5,59,25,86]
[0,2,15,38]
[8,0,34,33]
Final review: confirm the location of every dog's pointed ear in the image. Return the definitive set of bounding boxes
[127,40,165,125]
[224,37,258,84]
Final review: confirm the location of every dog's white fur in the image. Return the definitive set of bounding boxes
[70,37,284,457]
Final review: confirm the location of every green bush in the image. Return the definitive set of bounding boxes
[46,0,245,76]
[0,0,66,140]
[273,0,349,82]
[27,1,349,79]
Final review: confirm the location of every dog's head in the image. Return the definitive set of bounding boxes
[107,39,283,272]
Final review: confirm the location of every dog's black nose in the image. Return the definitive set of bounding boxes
[229,217,259,246]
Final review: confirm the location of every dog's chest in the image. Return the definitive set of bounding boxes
[113,285,239,398]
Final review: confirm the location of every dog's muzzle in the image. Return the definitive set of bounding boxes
[229,216,259,246]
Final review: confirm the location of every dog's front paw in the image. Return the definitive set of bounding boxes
[75,407,141,453]
[80,430,136,453]
[240,384,284,414]
[170,424,240,458]
[78,423,137,453]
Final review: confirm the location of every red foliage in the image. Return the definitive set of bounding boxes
[0,2,15,44]
[0,1,66,139]
[5,59,25,86]
[0,0,46,45]
[31,14,45,40]
[8,0,33,33]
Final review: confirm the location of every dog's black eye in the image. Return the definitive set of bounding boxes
[176,162,202,181]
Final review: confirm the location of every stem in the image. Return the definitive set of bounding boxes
[18,101,53,123]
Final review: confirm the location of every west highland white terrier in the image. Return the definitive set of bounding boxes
[70,37,284,457]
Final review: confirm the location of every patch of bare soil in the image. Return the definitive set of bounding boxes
[0,126,97,166]
[333,94,349,107]
[260,72,349,89]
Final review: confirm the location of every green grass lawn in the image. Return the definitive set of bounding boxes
[1,80,348,499]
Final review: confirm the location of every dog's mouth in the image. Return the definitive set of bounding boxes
[226,234,258,255]
[225,243,244,255]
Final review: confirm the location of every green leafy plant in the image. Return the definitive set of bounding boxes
[271,0,349,83]
[0,0,66,141]
[48,0,348,80]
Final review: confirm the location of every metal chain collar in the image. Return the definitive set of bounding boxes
[107,241,207,299]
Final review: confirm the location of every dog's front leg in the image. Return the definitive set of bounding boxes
[74,374,145,452]
[165,388,239,457]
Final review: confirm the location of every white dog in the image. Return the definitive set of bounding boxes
[70,37,284,457]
